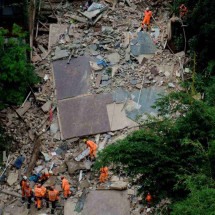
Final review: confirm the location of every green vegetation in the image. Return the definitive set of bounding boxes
[95,0,215,212]
[0,24,39,108]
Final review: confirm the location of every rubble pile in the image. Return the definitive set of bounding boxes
[0,0,189,214]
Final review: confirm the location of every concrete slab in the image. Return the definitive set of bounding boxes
[49,24,68,50]
[58,94,112,139]
[107,103,129,131]
[82,190,130,215]
[52,57,91,100]
[64,198,79,215]
[130,31,157,56]
[126,86,165,121]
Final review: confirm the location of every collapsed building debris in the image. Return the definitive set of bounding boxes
[0,0,190,214]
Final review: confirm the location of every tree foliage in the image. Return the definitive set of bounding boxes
[0,24,39,108]
[172,175,215,215]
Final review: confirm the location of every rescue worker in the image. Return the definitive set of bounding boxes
[179,4,188,18]
[39,170,52,184]
[24,182,33,209]
[61,176,71,199]
[146,192,152,207]
[85,139,97,160]
[34,183,46,210]
[20,175,28,202]
[141,7,152,31]
[48,186,59,214]
[99,166,109,183]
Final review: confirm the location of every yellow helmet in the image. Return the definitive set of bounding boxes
[83,139,87,142]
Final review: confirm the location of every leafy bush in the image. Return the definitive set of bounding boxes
[0,24,39,108]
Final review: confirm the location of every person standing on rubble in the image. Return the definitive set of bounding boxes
[20,175,28,202]
[85,139,97,160]
[48,186,60,214]
[145,192,152,207]
[34,183,47,210]
[179,4,188,18]
[99,166,109,183]
[24,182,33,209]
[61,176,71,199]
[141,7,152,32]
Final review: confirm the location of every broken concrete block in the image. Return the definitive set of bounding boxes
[168,83,175,88]
[127,189,135,195]
[41,100,52,112]
[109,181,128,190]
[43,176,57,187]
[50,122,59,134]
[90,61,103,71]
[79,179,91,189]
[107,52,120,64]
[41,152,51,162]
[7,172,18,186]
[52,47,69,60]
[66,160,88,174]
[75,148,90,162]
[110,176,120,182]
[16,102,31,116]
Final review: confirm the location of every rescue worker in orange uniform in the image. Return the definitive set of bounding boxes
[20,175,28,202]
[34,183,46,210]
[141,7,152,31]
[99,167,109,183]
[48,186,59,214]
[179,4,188,18]
[146,192,152,207]
[61,176,71,199]
[24,182,33,209]
[39,170,52,184]
[85,139,97,160]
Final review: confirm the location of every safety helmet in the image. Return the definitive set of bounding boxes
[49,170,53,174]
[83,139,87,142]
[146,7,149,11]
[23,176,27,180]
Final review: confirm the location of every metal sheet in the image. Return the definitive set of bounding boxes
[58,94,112,139]
[52,57,91,100]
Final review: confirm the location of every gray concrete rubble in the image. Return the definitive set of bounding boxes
[0,0,185,214]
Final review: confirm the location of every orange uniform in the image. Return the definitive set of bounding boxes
[20,179,27,198]
[24,186,32,197]
[86,140,97,158]
[179,4,188,17]
[61,178,71,199]
[34,185,44,209]
[48,189,59,202]
[40,173,50,182]
[48,188,59,214]
[146,193,152,204]
[99,167,109,183]
[142,10,152,26]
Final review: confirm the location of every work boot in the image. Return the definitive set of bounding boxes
[27,203,30,209]
[21,197,25,203]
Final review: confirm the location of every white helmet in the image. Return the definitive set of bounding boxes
[49,170,53,174]
[146,7,149,11]
[23,176,27,180]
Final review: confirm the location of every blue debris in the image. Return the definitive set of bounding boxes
[13,155,25,169]
[97,60,108,67]
[29,174,40,183]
